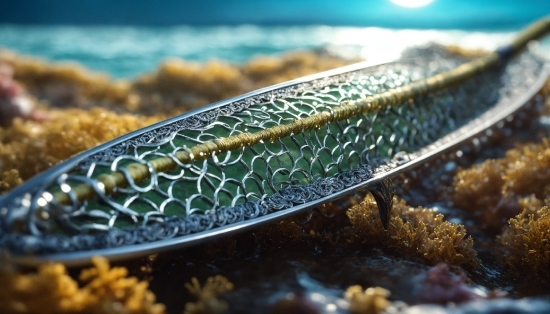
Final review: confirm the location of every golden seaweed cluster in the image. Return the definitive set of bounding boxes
[452,139,550,215]
[497,206,550,279]
[0,169,22,193]
[0,109,162,193]
[184,276,234,314]
[0,48,357,118]
[347,195,480,269]
[251,195,480,269]
[450,137,550,278]
[0,256,165,314]
[344,285,391,314]
[134,51,358,116]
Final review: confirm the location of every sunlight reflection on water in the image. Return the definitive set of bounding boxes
[0,25,548,78]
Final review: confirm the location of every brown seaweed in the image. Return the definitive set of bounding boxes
[346,195,480,269]
[0,256,165,314]
[451,138,550,233]
[184,276,234,314]
[344,285,391,314]
[497,206,550,279]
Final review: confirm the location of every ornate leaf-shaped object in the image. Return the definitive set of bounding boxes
[0,35,548,265]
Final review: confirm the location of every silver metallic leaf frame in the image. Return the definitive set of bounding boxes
[0,45,548,266]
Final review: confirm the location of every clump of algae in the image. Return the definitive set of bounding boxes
[347,195,480,269]
[184,275,234,314]
[451,139,550,232]
[344,285,391,314]
[1,48,357,118]
[0,109,162,181]
[251,194,479,269]
[0,256,165,314]
[133,51,358,116]
[0,169,22,194]
[497,206,550,279]
[445,80,550,277]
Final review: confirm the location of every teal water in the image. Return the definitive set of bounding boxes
[1,0,548,29]
[1,25,549,78]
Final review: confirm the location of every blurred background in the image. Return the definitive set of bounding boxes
[0,0,549,78]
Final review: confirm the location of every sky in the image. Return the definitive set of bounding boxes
[0,0,549,30]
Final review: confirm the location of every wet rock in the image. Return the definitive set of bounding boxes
[404,298,550,314]
[271,293,320,314]
[415,263,483,305]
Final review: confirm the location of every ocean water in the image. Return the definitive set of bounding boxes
[1,25,549,79]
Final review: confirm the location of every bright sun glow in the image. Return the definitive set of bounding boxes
[390,0,434,8]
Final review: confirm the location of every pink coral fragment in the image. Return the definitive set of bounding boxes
[416,263,482,305]
[0,63,48,126]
